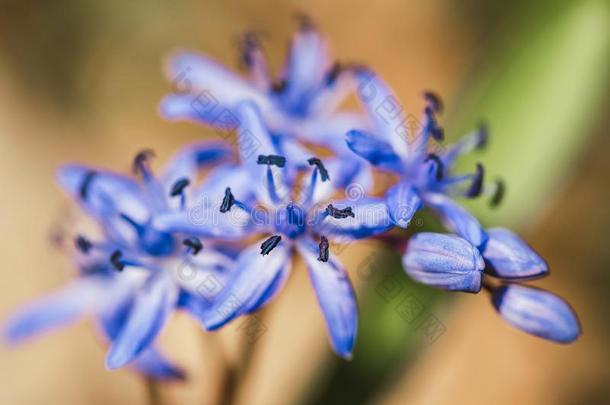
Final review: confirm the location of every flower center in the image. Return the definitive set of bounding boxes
[274,202,307,239]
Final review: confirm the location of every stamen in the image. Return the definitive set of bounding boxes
[293,12,314,31]
[119,212,142,231]
[220,187,235,213]
[260,235,282,256]
[423,105,444,141]
[318,236,329,262]
[476,122,489,149]
[74,235,92,254]
[466,163,485,198]
[79,170,97,200]
[170,177,190,197]
[239,31,260,68]
[132,149,156,177]
[326,204,355,219]
[110,250,124,272]
[325,62,342,86]
[423,91,443,113]
[257,154,286,168]
[271,79,287,93]
[490,179,505,208]
[424,154,444,180]
[307,157,330,182]
[183,237,203,255]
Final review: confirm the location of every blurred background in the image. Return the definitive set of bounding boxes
[0,0,608,404]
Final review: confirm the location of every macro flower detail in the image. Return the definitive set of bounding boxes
[489,284,580,343]
[4,141,240,376]
[163,101,393,359]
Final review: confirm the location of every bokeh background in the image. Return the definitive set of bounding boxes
[0,0,608,404]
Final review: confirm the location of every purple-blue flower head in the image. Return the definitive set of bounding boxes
[4,141,241,377]
[156,101,393,359]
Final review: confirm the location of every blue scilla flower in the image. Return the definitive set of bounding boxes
[4,142,241,377]
[489,283,580,343]
[159,16,372,185]
[154,102,394,359]
[345,72,498,248]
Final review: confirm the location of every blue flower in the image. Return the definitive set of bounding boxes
[4,142,239,377]
[345,73,493,248]
[159,17,372,188]
[489,284,580,343]
[155,102,393,359]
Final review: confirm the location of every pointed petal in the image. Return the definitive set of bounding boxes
[161,141,232,192]
[204,239,291,330]
[106,274,178,369]
[491,284,580,343]
[482,228,549,280]
[297,237,357,359]
[385,183,422,228]
[354,69,410,158]
[151,203,254,240]
[56,164,149,223]
[132,347,186,380]
[402,233,485,293]
[166,51,269,109]
[281,25,330,111]
[297,112,369,154]
[4,278,107,343]
[424,193,488,248]
[345,129,403,172]
[314,198,393,240]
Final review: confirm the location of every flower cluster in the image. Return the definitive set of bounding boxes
[4,18,580,378]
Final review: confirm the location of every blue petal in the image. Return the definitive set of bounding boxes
[424,193,488,248]
[314,198,393,240]
[165,52,270,109]
[297,112,369,154]
[193,163,256,208]
[385,182,422,228]
[4,278,107,344]
[345,130,404,172]
[151,204,255,240]
[281,26,330,113]
[482,228,549,280]
[132,347,186,381]
[204,239,291,330]
[354,69,410,158]
[491,284,580,343]
[160,94,227,127]
[296,237,357,359]
[106,274,178,369]
[402,233,485,293]
[56,164,149,223]
[99,292,185,380]
[162,141,232,191]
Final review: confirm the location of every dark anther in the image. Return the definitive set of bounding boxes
[307,157,330,182]
[423,91,443,113]
[132,149,156,175]
[424,154,444,181]
[318,236,329,262]
[257,154,286,168]
[293,12,314,31]
[110,250,124,272]
[170,178,190,197]
[271,79,287,93]
[75,235,92,254]
[490,179,505,208]
[260,235,282,256]
[79,171,97,200]
[220,187,235,213]
[466,163,485,198]
[183,237,203,255]
[326,204,355,219]
[476,122,489,149]
[239,32,260,68]
[326,62,342,85]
